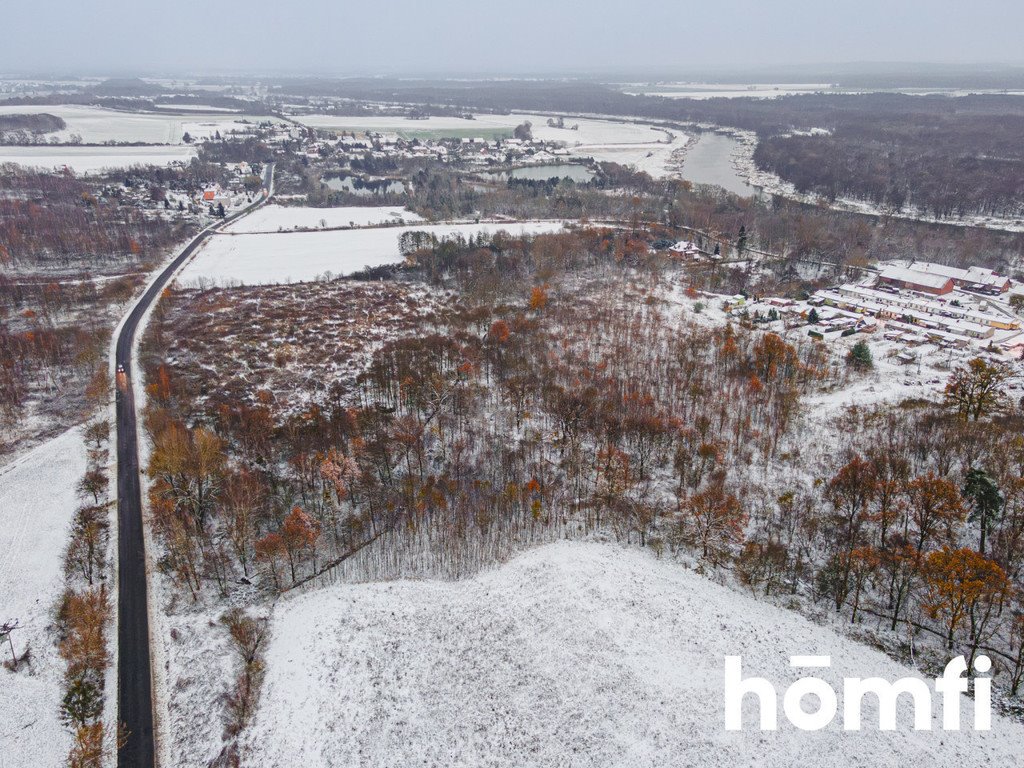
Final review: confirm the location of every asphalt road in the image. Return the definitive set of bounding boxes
[115,165,273,768]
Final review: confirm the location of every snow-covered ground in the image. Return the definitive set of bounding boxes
[0,144,197,174]
[296,113,690,177]
[621,83,837,99]
[0,104,280,144]
[221,204,423,234]
[177,220,566,285]
[238,541,1023,767]
[0,427,87,768]
[623,84,1024,100]
[152,104,241,113]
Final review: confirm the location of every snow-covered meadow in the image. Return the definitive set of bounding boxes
[0,104,281,144]
[0,144,197,174]
[177,220,566,285]
[221,204,423,234]
[237,541,1023,767]
[0,427,87,768]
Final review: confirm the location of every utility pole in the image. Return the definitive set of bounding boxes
[1,619,20,671]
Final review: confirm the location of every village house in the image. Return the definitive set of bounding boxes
[668,240,701,258]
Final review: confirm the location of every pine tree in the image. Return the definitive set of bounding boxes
[847,340,873,370]
[963,468,1003,555]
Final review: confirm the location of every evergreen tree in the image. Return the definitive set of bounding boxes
[61,674,103,728]
[963,468,1003,555]
[847,340,873,370]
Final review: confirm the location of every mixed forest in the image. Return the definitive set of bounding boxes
[141,226,1024,714]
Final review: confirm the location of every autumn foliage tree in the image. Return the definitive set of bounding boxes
[906,473,965,553]
[944,357,1010,422]
[923,547,1011,658]
[675,473,747,565]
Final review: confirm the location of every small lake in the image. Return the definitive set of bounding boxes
[479,164,596,183]
[678,133,754,197]
[323,175,406,196]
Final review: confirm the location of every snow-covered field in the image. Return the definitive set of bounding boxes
[0,144,197,174]
[0,427,86,768]
[152,104,241,113]
[296,113,689,177]
[0,104,280,144]
[177,220,566,285]
[238,541,1023,767]
[221,204,423,234]
[622,83,837,99]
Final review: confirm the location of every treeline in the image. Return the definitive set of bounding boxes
[0,112,66,144]
[58,377,115,768]
[394,163,1024,282]
[0,168,190,455]
[754,129,1024,218]
[0,167,188,269]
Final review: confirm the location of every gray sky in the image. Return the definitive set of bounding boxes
[5,0,1024,76]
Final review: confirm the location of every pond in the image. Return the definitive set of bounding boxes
[479,163,596,183]
[678,133,754,198]
[323,175,406,196]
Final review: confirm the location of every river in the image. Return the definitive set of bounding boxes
[678,133,754,197]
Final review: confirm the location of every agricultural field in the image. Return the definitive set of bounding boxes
[176,220,567,285]
[0,144,197,174]
[0,104,282,145]
[221,204,423,234]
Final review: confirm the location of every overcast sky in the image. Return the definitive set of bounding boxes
[4,0,1024,76]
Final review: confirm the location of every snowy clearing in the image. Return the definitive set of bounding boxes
[221,205,423,234]
[0,144,197,174]
[0,427,87,768]
[0,104,281,144]
[240,541,1023,767]
[177,220,566,285]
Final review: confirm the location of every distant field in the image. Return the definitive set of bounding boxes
[622,82,836,99]
[0,104,282,144]
[0,144,197,173]
[395,127,512,140]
